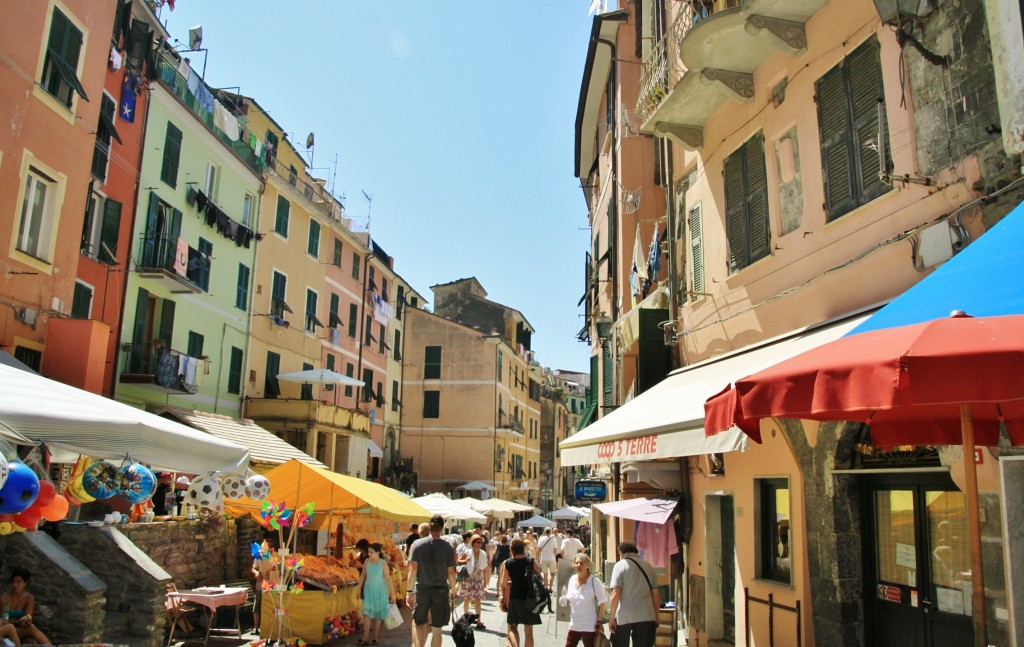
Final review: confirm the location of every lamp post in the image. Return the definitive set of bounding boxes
[595,313,613,346]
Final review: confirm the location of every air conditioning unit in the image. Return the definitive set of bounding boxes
[16,308,37,327]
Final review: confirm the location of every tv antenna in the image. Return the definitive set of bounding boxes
[362,190,373,232]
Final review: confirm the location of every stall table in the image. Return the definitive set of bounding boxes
[260,586,361,644]
[166,585,248,646]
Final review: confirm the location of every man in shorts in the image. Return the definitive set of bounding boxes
[406,514,457,647]
[537,528,559,589]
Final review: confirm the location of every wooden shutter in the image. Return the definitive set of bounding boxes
[638,308,672,394]
[745,134,770,263]
[589,354,598,409]
[724,152,746,272]
[602,344,613,408]
[158,299,175,348]
[98,198,121,264]
[131,288,149,346]
[689,204,704,295]
[817,63,854,220]
[848,38,887,203]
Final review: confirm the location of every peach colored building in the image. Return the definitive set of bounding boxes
[400,278,542,503]
[564,1,1024,646]
[0,0,118,387]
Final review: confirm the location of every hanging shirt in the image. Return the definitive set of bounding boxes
[635,520,678,569]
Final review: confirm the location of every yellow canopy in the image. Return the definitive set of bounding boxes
[224,459,432,529]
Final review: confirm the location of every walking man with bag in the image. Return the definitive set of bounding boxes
[406,514,457,647]
[607,542,660,647]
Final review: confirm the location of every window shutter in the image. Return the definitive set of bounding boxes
[817,64,854,220]
[689,204,704,295]
[99,198,122,264]
[589,354,598,409]
[602,344,613,409]
[848,39,887,203]
[637,308,671,394]
[158,299,175,348]
[131,288,149,346]
[724,153,746,272]
[744,134,770,263]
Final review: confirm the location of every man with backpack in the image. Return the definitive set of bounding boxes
[537,528,559,589]
[608,542,660,647]
[406,515,457,647]
[498,538,543,647]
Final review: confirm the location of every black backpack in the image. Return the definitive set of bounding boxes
[524,558,549,614]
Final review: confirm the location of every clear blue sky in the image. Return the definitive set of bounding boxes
[160,1,596,373]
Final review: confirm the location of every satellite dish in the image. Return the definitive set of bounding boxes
[188,25,203,50]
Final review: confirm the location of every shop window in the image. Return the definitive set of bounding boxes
[756,478,791,584]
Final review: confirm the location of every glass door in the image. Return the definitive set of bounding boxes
[865,477,973,647]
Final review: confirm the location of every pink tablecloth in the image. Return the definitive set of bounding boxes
[169,586,248,611]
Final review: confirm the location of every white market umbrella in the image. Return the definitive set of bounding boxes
[277,368,364,387]
[458,496,514,519]
[412,493,488,523]
[457,480,497,492]
[551,506,585,520]
[516,514,556,529]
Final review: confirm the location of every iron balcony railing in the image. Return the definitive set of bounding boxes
[119,341,201,393]
[137,234,208,291]
[156,56,264,175]
[637,3,700,124]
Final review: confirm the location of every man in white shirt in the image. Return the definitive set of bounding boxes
[560,529,585,562]
[537,528,559,588]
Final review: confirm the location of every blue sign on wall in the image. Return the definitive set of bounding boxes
[574,480,607,502]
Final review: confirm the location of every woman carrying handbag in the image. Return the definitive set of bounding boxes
[559,554,608,647]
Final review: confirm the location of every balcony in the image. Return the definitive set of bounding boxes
[119,342,203,394]
[135,235,206,294]
[264,156,339,220]
[245,398,371,434]
[639,0,825,149]
[156,57,264,175]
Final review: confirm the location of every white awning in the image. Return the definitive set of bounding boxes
[0,363,249,474]
[559,313,871,466]
[367,439,383,458]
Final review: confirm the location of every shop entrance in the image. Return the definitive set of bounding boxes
[864,474,973,646]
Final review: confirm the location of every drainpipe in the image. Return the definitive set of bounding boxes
[664,143,680,369]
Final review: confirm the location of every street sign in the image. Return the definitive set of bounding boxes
[574,480,607,502]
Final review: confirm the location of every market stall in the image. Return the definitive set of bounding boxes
[225,459,431,644]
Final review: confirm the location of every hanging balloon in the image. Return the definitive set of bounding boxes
[0,522,12,536]
[221,474,248,501]
[40,494,69,522]
[117,463,157,504]
[185,474,224,512]
[244,474,271,501]
[82,461,118,500]
[0,462,40,514]
[12,506,41,530]
[35,480,56,508]
[64,473,96,505]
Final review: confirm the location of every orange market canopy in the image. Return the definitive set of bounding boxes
[224,459,431,529]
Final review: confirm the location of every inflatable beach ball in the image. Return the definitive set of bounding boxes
[118,463,157,504]
[186,474,223,512]
[0,454,8,491]
[82,461,118,500]
[244,474,271,501]
[0,462,40,514]
[222,475,248,501]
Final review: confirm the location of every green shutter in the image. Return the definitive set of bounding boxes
[98,198,121,264]
[131,288,150,346]
[724,152,746,272]
[158,299,175,348]
[275,196,289,236]
[227,347,243,395]
[602,344,613,409]
[265,351,281,397]
[689,204,704,294]
[589,354,598,408]
[848,38,887,203]
[745,134,770,263]
[818,58,854,220]
[161,123,181,187]
[637,308,671,394]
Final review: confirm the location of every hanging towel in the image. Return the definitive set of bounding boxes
[173,237,188,276]
[195,83,214,113]
[186,69,202,95]
[178,58,191,79]
[110,47,123,71]
[213,101,240,141]
[636,520,678,568]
